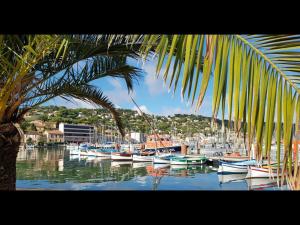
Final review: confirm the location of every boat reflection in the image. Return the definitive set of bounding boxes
[111,161,133,168]
[246,178,282,190]
[218,173,247,184]
[132,162,152,169]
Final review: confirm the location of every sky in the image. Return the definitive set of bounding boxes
[45,57,219,118]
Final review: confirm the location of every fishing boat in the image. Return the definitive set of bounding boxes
[218,160,257,174]
[222,152,250,162]
[245,165,282,179]
[153,154,176,164]
[111,152,133,161]
[170,156,207,165]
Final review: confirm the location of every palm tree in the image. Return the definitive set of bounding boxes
[106,34,300,189]
[0,35,142,190]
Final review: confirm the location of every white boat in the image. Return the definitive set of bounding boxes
[132,155,154,162]
[218,160,257,174]
[153,154,176,164]
[111,152,133,161]
[246,166,282,179]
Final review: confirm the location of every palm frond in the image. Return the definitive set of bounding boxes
[122,34,300,188]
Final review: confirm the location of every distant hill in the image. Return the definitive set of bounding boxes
[21,105,231,137]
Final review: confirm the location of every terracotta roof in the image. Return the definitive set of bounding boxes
[46,130,63,135]
[24,131,40,135]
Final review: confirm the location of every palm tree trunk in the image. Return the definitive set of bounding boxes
[0,123,21,190]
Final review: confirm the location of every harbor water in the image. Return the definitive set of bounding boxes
[16,148,287,190]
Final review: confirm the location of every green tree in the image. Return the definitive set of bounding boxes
[26,138,33,145]
[0,35,141,190]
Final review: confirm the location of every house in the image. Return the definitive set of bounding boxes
[44,130,64,143]
[24,131,42,144]
[45,121,57,130]
[30,120,45,132]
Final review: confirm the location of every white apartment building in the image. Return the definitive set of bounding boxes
[59,123,95,143]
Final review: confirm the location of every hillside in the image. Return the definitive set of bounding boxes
[21,105,229,137]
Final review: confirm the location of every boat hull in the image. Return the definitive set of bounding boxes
[132,155,153,162]
[145,146,181,152]
[170,158,206,165]
[111,153,133,161]
[80,151,96,156]
[218,164,249,174]
[246,166,281,179]
[153,158,170,164]
[94,151,112,158]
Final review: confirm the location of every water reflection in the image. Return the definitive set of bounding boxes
[16,148,287,190]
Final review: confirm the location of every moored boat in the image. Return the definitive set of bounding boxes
[218,160,257,174]
[111,152,133,161]
[170,156,207,165]
[153,154,176,164]
[245,165,282,179]
[132,154,154,162]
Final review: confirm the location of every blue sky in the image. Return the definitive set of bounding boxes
[45,57,218,117]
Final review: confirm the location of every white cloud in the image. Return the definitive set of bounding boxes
[159,106,194,116]
[143,62,167,96]
[132,105,152,115]
[104,78,136,105]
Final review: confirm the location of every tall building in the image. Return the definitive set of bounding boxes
[59,123,95,143]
